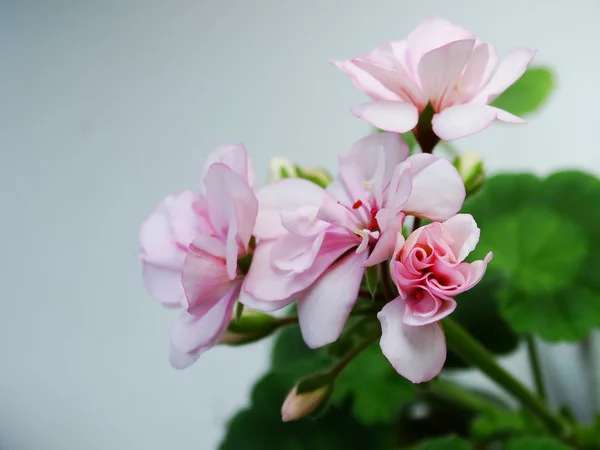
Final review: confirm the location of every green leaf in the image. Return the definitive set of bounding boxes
[271,325,331,378]
[470,409,542,442]
[444,274,519,369]
[331,341,415,425]
[411,435,473,450]
[476,208,586,294]
[506,436,572,450]
[463,171,600,342]
[272,322,415,425]
[491,67,554,116]
[365,264,379,298]
[219,372,396,450]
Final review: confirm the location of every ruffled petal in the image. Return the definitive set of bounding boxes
[442,214,480,262]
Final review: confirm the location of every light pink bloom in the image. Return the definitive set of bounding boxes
[334,18,536,140]
[138,144,259,368]
[244,132,465,348]
[378,214,492,383]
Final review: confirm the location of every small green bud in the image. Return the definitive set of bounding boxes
[453,151,486,195]
[220,309,278,346]
[269,158,299,181]
[281,373,334,422]
[268,157,333,188]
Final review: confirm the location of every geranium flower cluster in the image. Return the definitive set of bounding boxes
[138,18,532,385]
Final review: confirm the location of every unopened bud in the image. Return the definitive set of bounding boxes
[295,167,333,188]
[269,158,299,181]
[220,309,278,346]
[268,158,333,188]
[453,151,485,195]
[281,373,334,422]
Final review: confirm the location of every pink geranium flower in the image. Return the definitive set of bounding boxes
[244,132,465,348]
[138,144,259,368]
[378,214,492,383]
[334,18,536,141]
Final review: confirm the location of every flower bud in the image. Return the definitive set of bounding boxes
[269,158,299,181]
[220,309,278,346]
[453,151,485,195]
[281,373,334,422]
[268,157,332,188]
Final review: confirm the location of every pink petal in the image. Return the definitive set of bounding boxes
[169,286,239,369]
[254,179,328,240]
[463,251,493,291]
[141,263,185,308]
[417,39,476,111]
[377,297,446,383]
[237,284,294,312]
[244,231,358,302]
[476,48,537,103]
[271,232,326,273]
[351,101,419,133]
[331,59,398,101]
[442,214,480,262]
[139,190,199,266]
[403,291,457,326]
[351,59,424,106]
[406,18,475,75]
[456,43,496,100]
[402,154,465,221]
[297,251,368,348]
[492,107,526,124]
[182,239,233,312]
[280,205,327,237]
[365,217,404,267]
[384,161,412,210]
[432,103,497,141]
[316,196,357,231]
[338,131,410,206]
[204,163,258,250]
[201,143,254,190]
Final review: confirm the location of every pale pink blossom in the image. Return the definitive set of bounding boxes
[334,18,536,140]
[244,132,465,348]
[378,214,492,382]
[138,144,259,368]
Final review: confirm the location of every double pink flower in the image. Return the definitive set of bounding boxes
[244,132,466,350]
[378,215,492,382]
[334,18,535,140]
[138,144,259,368]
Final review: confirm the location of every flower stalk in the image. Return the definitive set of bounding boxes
[443,317,569,437]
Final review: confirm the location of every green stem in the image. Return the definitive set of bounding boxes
[525,334,547,401]
[330,332,379,378]
[443,317,569,437]
[380,265,397,302]
[276,307,378,327]
[428,378,506,415]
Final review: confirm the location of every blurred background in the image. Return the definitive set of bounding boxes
[1,1,599,449]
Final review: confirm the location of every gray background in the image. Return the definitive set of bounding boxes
[1,1,599,449]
